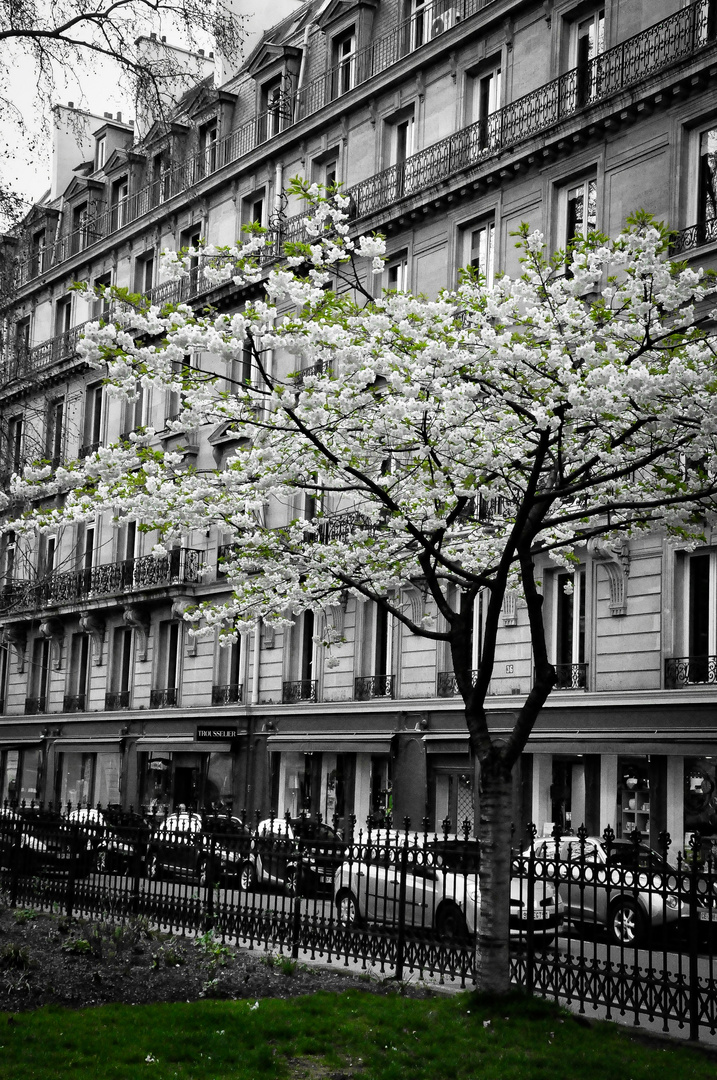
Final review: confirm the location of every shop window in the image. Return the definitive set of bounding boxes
[684,758,717,862]
[141,752,172,807]
[57,752,95,807]
[1,749,19,802]
[81,382,103,456]
[205,753,233,810]
[369,755,392,826]
[94,752,121,805]
[617,756,650,841]
[111,175,129,229]
[332,27,357,97]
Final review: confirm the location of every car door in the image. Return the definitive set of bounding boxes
[558,840,602,924]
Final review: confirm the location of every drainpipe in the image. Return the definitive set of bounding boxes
[294,24,311,123]
[251,622,261,705]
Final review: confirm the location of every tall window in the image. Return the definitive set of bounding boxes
[300,610,314,686]
[28,637,50,712]
[7,415,23,474]
[92,271,112,321]
[153,150,171,205]
[389,113,415,199]
[30,229,46,276]
[553,570,586,687]
[72,202,90,253]
[468,219,495,287]
[45,398,64,466]
[199,121,218,176]
[386,253,408,292]
[471,64,502,150]
[122,385,145,437]
[687,551,716,670]
[95,135,106,170]
[154,620,181,706]
[334,28,357,96]
[699,129,717,226]
[14,317,30,360]
[111,176,129,229]
[66,633,90,711]
[55,296,72,340]
[79,523,95,590]
[242,192,265,230]
[214,638,242,703]
[108,626,133,709]
[81,382,103,456]
[262,79,284,139]
[134,252,154,295]
[573,9,605,106]
[1,531,16,583]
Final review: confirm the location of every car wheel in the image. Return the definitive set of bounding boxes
[146,853,160,881]
[436,902,469,943]
[240,861,256,891]
[335,890,362,928]
[608,898,646,947]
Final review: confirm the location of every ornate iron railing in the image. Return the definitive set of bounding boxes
[24,696,46,715]
[354,674,394,700]
[78,441,101,459]
[282,679,318,704]
[436,669,480,697]
[665,654,717,688]
[211,683,243,705]
[317,512,374,544]
[62,694,86,713]
[671,216,717,255]
[1,321,91,382]
[0,549,201,612]
[552,663,588,690]
[8,0,712,296]
[150,687,178,709]
[105,690,131,710]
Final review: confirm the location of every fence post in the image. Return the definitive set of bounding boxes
[204,831,216,933]
[394,825,410,982]
[65,821,79,919]
[688,833,701,1041]
[290,843,304,961]
[524,825,536,996]
[9,815,21,908]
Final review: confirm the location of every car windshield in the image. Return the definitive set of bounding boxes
[607,843,672,871]
[427,841,480,873]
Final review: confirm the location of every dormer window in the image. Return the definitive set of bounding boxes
[96,136,106,171]
[72,202,90,254]
[333,28,357,97]
[261,78,285,140]
[30,229,46,276]
[111,176,129,229]
[153,150,171,205]
[199,121,218,177]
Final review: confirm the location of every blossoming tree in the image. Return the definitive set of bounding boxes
[9,186,717,992]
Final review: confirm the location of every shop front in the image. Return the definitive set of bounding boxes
[267,734,394,833]
[134,736,237,813]
[0,743,42,804]
[53,740,122,807]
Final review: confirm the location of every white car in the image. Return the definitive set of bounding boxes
[333,832,563,941]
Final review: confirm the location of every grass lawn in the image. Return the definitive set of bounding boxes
[1,990,715,1080]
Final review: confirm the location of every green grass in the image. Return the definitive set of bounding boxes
[0,990,714,1080]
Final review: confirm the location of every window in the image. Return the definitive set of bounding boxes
[152,150,171,205]
[55,296,72,340]
[242,192,265,230]
[166,355,192,424]
[1,531,16,583]
[14,317,30,360]
[356,603,394,699]
[134,252,154,295]
[313,155,339,191]
[122,385,145,437]
[30,229,46,276]
[79,524,95,588]
[562,177,598,263]
[65,633,90,711]
[45,397,65,466]
[301,610,315,685]
[467,219,495,287]
[551,569,587,688]
[470,63,502,151]
[92,271,112,320]
[40,534,57,576]
[95,135,106,170]
[572,8,605,106]
[199,121,218,176]
[214,638,242,703]
[81,382,103,455]
[72,202,90,253]
[261,79,285,140]
[699,128,717,226]
[387,112,415,199]
[386,252,408,292]
[179,224,202,291]
[333,28,356,96]
[111,176,129,229]
[153,620,181,706]
[676,550,717,686]
[409,0,457,48]
[7,415,23,475]
[27,637,50,713]
[108,626,133,709]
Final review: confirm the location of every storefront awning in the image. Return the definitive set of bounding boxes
[54,738,122,752]
[267,734,394,754]
[423,732,470,755]
[135,737,234,753]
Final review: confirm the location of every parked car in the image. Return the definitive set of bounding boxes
[525,835,705,946]
[89,809,152,874]
[333,832,564,942]
[242,817,346,895]
[145,811,253,884]
[0,806,95,876]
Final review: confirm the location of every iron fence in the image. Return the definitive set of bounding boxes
[1,807,716,1039]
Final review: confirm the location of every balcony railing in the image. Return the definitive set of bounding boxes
[317,511,374,544]
[0,548,201,613]
[1,321,91,382]
[105,690,131,710]
[671,216,717,256]
[282,679,318,704]
[24,696,46,715]
[552,663,588,690]
[78,441,101,459]
[436,669,479,697]
[665,655,717,688]
[150,687,178,708]
[7,0,712,294]
[63,693,86,712]
[211,683,243,705]
[355,674,394,700]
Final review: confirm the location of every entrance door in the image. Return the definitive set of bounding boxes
[173,766,197,809]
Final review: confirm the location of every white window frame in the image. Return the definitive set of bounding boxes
[334,28,357,96]
[464,218,495,287]
[385,252,409,292]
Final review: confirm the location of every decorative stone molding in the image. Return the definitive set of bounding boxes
[171,598,197,656]
[39,617,64,671]
[587,537,630,616]
[3,626,27,673]
[323,592,349,638]
[502,590,518,627]
[79,611,105,666]
[262,621,275,649]
[123,606,150,661]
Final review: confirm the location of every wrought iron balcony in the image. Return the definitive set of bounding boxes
[63,694,86,713]
[671,217,717,256]
[211,683,243,706]
[355,674,394,701]
[552,663,588,690]
[665,655,717,688]
[78,441,101,459]
[317,512,374,544]
[0,548,202,613]
[24,696,46,715]
[1,322,91,382]
[105,690,131,710]
[436,669,480,697]
[150,687,178,709]
[282,679,318,704]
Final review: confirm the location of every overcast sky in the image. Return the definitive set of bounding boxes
[3,0,303,219]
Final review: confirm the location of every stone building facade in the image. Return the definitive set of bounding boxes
[1,0,717,854]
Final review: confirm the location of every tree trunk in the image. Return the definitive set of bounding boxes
[474,754,514,994]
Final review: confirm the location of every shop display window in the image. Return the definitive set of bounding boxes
[205,753,233,810]
[618,756,650,840]
[1,750,19,802]
[684,757,717,862]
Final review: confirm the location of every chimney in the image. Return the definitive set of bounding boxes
[68,101,74,108]
[116,111,122,122]
[104,111,112,118]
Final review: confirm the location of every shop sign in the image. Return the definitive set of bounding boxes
[197,726,238,742]
[149,760,169,772]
